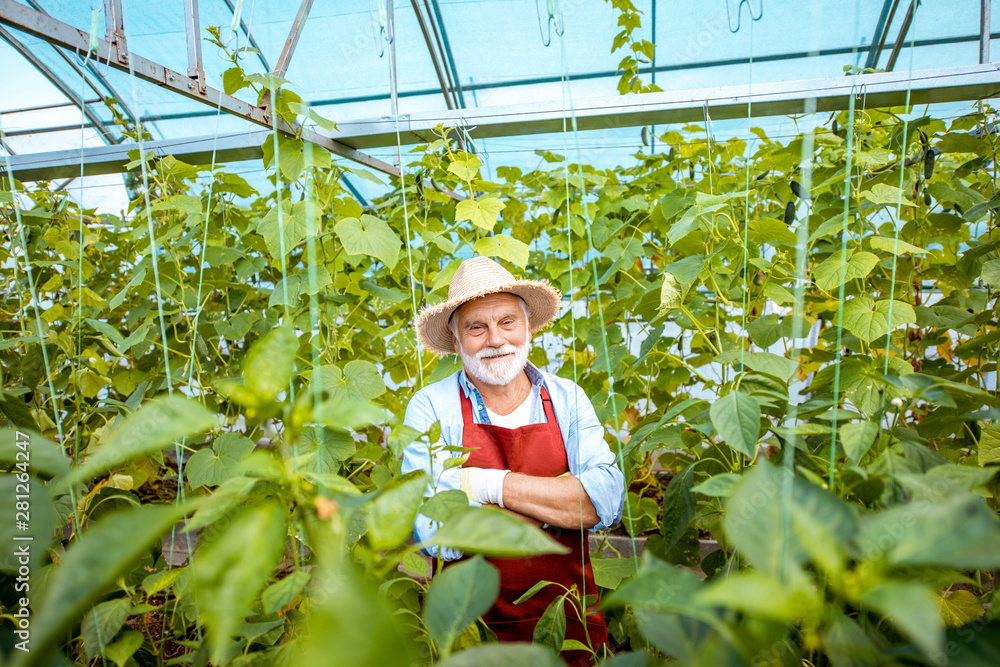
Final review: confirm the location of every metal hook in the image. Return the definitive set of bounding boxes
[98,2,114,76]
[235,0,256,61]
[727,0,764,34]
[536,0,563,47]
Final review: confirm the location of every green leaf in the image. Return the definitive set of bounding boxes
[104,630,144,667]
[859,492,1000,570]
[840,421,879,465]
[742,352,798,382]
[661,463,696,552]
[0,476,55,573]
[473,233,529,268]
[256,199,318,257]
[60,396,216,490]
[0,428,69,479]
[859,581,943,658]
[222,67,249,94]
[186,432,256,489]
[419,489,470,522]
[423,555,499,654]
[981,258,1000,289]
[447,153,483,181]
[839,298,917,343]
[262,570,310,614]
[309,361,386,402]
[696,571,820,622]
[82,598,132,660]
[979,426,1000,466]
[426,507,570,557]
[335,214,401,269]
[744,314,783,348]
[868,236,927,255]
[691,472,741,497]
[532,596,567,655]
[455,197,505,231]
[243,324,298,400]
[812,251,879,291]
[27,503,193,663]
[724,462,856,578]
[194,501,288,663]
[590,557,638,590]
[367,473,428,550]
[435,644,563,667]
[709,392,760,458]
[287,102,338,132]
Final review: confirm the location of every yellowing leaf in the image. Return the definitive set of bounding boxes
[938,589,984,627]
[473,233,529,268]
[447,153,483,181]
[812,251,879,291]
[868,236,927,255]
[455,197,505,230]
[334,214,401,269]
[839,297,917,343]
[861,183,916,207]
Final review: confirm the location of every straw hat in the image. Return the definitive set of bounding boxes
[416,256,562,355]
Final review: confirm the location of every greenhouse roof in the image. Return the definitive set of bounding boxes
[2,0,999,212]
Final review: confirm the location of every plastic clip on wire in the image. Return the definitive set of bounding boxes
[75,8,100,67]
[371,0,388,58]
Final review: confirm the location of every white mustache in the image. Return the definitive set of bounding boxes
[477,345,516,359]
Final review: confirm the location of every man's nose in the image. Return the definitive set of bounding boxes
[486,325,505,347]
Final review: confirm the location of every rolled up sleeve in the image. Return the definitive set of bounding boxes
[400,390,465,561]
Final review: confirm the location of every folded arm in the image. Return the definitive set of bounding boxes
[501,472,600,529]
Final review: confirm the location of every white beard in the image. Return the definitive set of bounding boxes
[459,336,530,386]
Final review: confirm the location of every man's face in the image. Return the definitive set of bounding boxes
[451,293,531,386]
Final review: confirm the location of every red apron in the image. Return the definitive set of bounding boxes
[458,384,608,666]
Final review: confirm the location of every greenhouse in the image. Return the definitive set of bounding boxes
[2,0,1000,665]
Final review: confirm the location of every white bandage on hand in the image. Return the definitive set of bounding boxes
[459,468,510,508]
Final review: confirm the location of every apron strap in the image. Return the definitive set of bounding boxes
[540,385,557,425]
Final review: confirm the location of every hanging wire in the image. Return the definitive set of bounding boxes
[557,18,641,607]
[0,120,97,654]
[536,0,564,47]
[239,0,257,61]
[122,30,205,642]
[726,0,764,34]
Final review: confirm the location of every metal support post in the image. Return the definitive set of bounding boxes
[101,0,127,63]
[885,0,917,72]
[0,0,399,178]
[184,0,205,90]
[981,0,991,64]
[273,0,313,78]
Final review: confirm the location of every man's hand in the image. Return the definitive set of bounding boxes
[502,473,600,530]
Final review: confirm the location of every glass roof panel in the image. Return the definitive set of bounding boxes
[3,0,1000,214]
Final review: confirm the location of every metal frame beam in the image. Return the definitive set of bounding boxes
[0,0,399,178]
[885,0,917,72]
[7,64,1000,183]
[411,0,455,109]
[981,0,991,65]
[0,25,117,144]
[183,0,205,85]
[865,0,899,70]
[273,0,312,78]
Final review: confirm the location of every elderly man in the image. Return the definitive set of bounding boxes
[401,256,625,663]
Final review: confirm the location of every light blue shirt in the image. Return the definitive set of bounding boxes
[400,361,626,560]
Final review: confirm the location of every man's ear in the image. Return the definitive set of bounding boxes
[451,332,460,354]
